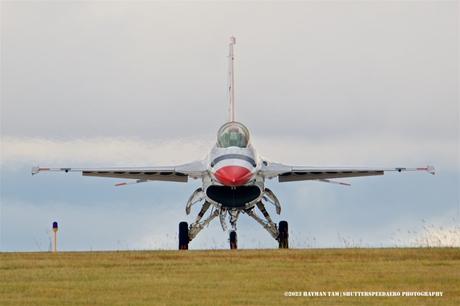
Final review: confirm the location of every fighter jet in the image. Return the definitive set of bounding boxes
[32,37,435,250]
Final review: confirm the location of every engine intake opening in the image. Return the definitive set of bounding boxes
[206,185,261,208]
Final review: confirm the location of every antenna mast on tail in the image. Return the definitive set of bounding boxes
[228,36,236,122]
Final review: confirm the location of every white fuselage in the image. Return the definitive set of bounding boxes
[202,142,265,209]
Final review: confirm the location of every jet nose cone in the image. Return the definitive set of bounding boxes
[215,166,252,186]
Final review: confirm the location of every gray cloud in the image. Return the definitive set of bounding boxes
[1,134,456,174]
[2,2,457,140]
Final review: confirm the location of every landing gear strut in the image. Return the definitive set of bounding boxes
[245,202,289,249]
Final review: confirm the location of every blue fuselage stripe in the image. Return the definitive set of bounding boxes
[211,154,257,167]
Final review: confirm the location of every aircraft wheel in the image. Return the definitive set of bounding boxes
[229,231,237,250]
[178,221,189,250]
[278,221,289,249]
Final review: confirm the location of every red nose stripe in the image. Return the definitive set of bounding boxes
[215,166,252,186]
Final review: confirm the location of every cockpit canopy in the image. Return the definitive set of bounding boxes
[217,122,250,148]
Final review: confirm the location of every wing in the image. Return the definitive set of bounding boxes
[31,160,207,183]
[260,162,435,183]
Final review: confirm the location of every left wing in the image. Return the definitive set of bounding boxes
[32,160,207,183]
[260,162,435,183]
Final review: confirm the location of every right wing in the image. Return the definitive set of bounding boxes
[260,162,435,183]
[32,160,207,183]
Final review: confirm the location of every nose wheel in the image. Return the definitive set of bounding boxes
[229,231,238,249]
[178,221,189,250]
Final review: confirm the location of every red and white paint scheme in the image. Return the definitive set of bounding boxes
[32,37,435,250]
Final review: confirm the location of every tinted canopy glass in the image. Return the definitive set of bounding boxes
[217,122,250,148]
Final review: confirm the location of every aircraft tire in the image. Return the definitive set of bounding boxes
[229,231,237,250]
[278,221,289,249]
[178,221,189,250]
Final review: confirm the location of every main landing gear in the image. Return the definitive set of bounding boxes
[178,187,289,250]
[278,220,289,249]
[178,219,288,250]
[178,221,189,250]
[229,231,237,249]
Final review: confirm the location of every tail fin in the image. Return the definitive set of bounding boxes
[228,36,236,122]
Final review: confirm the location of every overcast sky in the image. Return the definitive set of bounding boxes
[1,1,459,251]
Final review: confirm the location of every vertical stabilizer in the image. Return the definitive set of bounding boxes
[228,36,236,122]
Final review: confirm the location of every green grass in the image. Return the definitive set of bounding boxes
[1,248,459,305]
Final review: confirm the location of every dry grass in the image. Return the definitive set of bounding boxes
[1,248,459,305]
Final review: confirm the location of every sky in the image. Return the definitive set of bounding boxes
[1,1,459,251]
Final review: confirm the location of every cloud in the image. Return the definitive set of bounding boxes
[2,1,457,140]
[1,134,456,170]
[254,135,456,169]
[1,136,212,168]
[0,199,188,251]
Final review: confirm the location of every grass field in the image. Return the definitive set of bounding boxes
[1,248,459,305]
